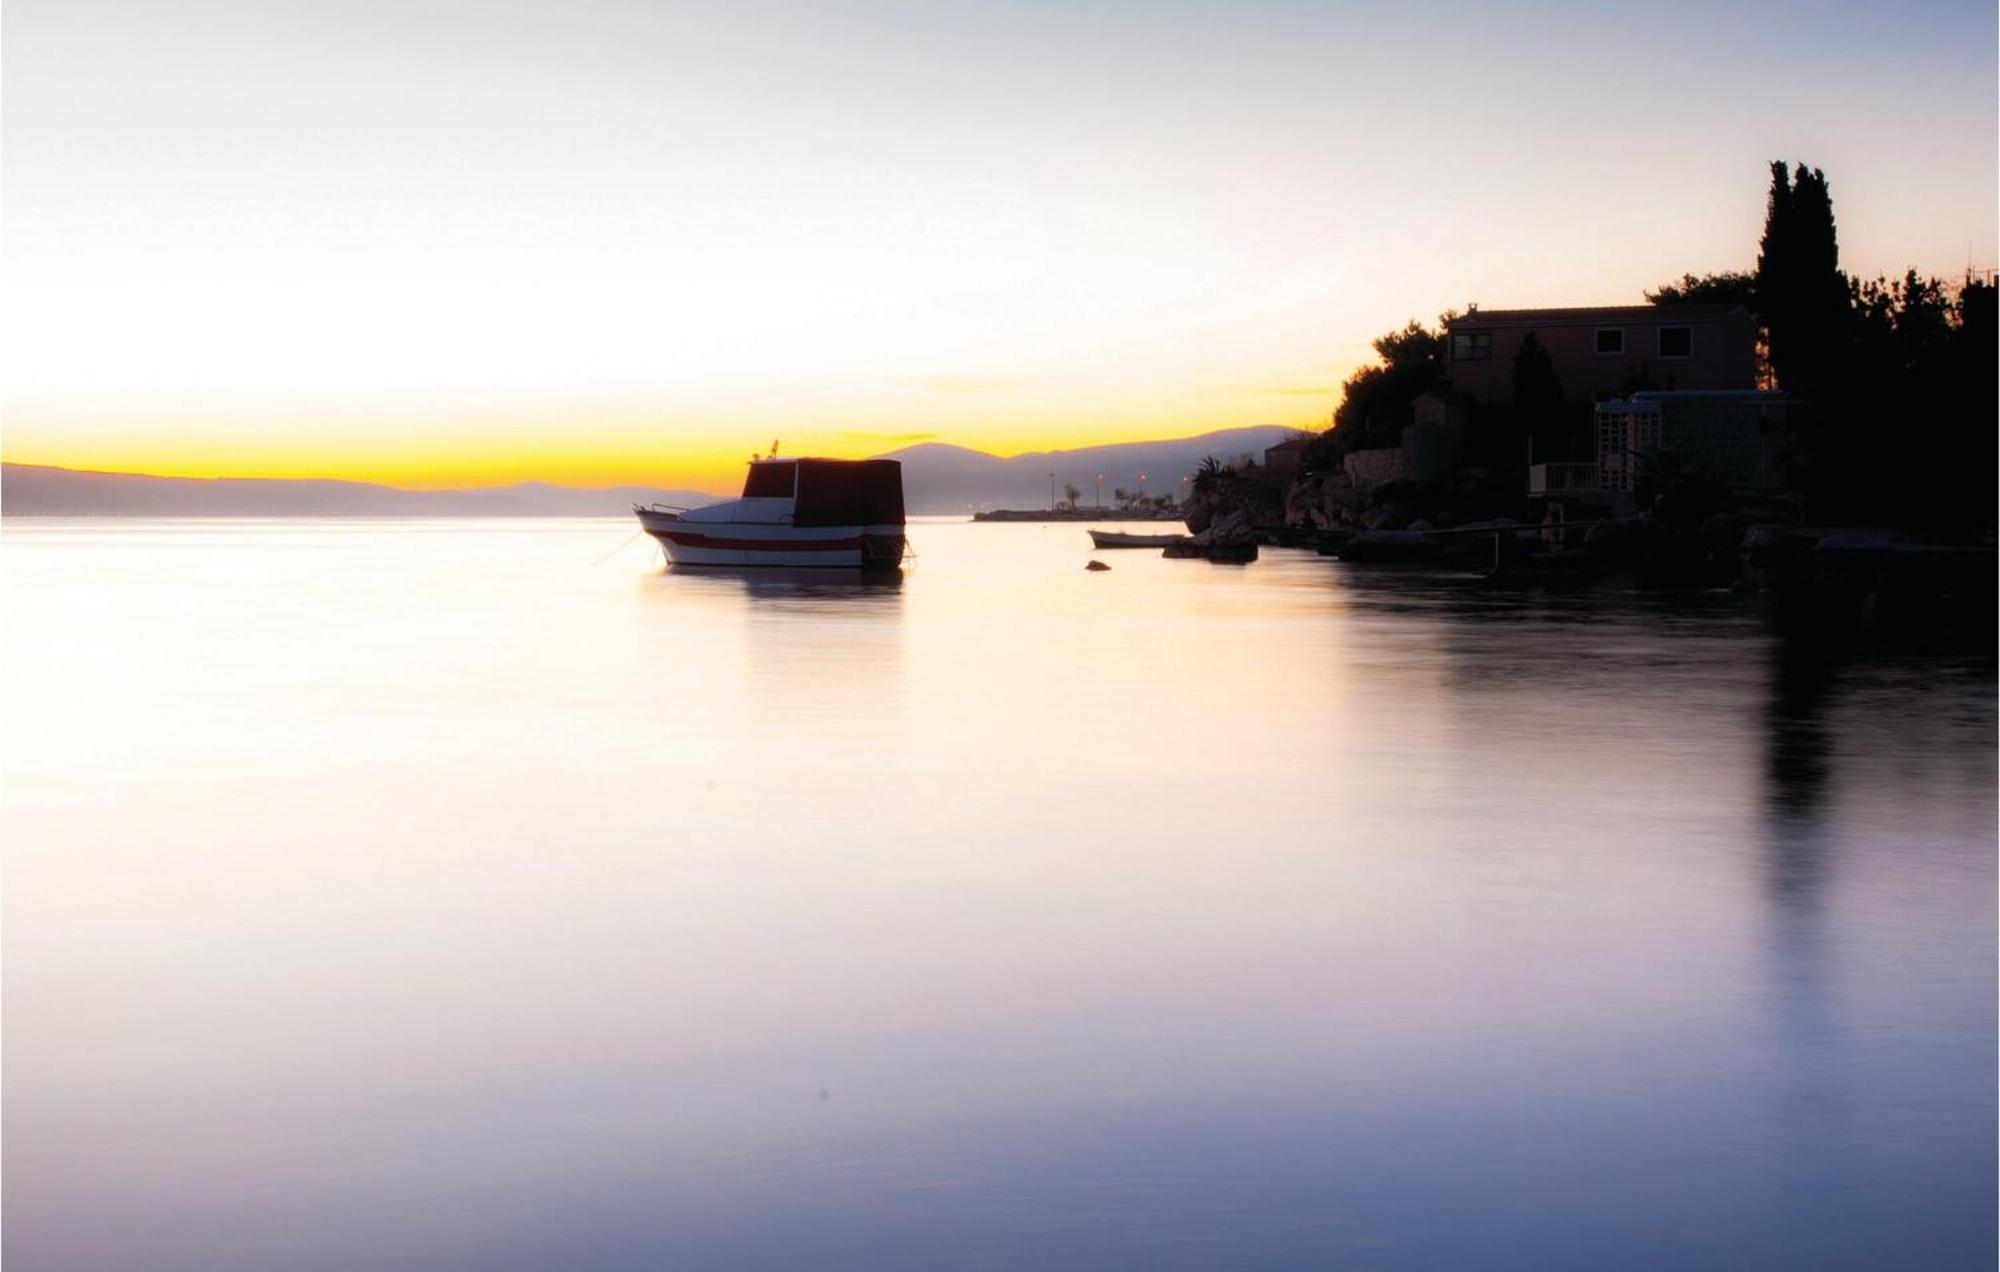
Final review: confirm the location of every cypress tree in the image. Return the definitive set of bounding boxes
[1754,162,1847,398]
[1753,161,1794,380]
[1790,167,1841,292]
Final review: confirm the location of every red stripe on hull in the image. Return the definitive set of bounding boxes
[654,531,864,551]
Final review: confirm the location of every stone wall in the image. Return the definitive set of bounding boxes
[1342,447,1408,491]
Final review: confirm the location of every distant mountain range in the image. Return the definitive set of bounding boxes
[881,426,1293,513]
[1,427,1298,517]
[0,465,719,517]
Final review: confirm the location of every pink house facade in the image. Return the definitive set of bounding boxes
[1443,303,1757,402]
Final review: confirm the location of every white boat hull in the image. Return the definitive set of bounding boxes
[637,510,905,568]
[1089,529,1191,549]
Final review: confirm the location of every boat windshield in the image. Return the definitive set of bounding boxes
[742,462,796,498]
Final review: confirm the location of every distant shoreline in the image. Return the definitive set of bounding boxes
[0,462,723,519]
[3,426,1286,518]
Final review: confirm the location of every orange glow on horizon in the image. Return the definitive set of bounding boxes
[2,395,1339,490]
[6,0,1992,505]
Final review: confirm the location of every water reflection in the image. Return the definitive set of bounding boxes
[1760,623,1995,1266]
[661,563,908,599]
[1,523,1991,1271]
[1760,625,1845,1253]
[1765,632,1837,824]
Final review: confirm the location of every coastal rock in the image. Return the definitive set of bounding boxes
[1085,560,1111,571]
[1164,509,1259,561]
[1199,510,1255,544]
[1288,469,1370,529]
[1283,472,1326,527]
[1182,496,1215,534]
[1214,510,1249,537]
[1181,471,1285,534]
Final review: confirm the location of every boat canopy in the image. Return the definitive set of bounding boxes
[741,461,797,498]
[791,459,905,527]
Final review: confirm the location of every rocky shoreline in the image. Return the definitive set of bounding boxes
[1157,463,1994,634]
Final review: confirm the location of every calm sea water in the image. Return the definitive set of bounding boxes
[3,517,1994,1271]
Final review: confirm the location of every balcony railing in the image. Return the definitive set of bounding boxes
[1528,463,1602,496]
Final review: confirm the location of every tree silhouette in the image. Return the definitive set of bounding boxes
[1511,332,1573,459]
[1836,270,1997,531]
[1190,455,1229,494]
[1754,162,1848,398]
[1511,332,1564,412]
[1646,271,1756,307]
[1330,317,1447,452]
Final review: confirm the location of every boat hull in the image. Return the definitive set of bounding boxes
[1089,530,1190,549]
[637,511,905,568]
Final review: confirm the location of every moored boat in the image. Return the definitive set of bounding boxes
[1088,529,1191,549]
[636,457,907,569]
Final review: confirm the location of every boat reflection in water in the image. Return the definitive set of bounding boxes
[636,456,907,570]
[662,563,907,598]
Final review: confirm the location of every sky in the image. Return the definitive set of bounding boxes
[4,0,1995,490]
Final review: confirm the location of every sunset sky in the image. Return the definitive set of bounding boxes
[5,0,1995,490]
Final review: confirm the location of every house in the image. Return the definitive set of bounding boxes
[1263,436,1313,477]
[1444,304,1757,403]
[1528,390,1790,504]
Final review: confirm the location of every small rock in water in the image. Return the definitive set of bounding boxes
[1085,560,1112,571]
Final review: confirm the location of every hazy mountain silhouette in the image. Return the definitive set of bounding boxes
[3,427,1297,516]
[0,465,720,517]
[881,426,1294,512]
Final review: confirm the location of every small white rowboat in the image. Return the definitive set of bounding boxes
[1089,529,1191,549]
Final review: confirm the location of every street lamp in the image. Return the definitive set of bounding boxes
[1095,474,1104,509]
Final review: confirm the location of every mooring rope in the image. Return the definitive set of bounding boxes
[591,529,648,567]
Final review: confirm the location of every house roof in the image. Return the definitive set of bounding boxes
[1265,437,1314,453]
[1447,303,1747,329]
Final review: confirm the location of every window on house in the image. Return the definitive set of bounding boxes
[1595,328,1624,355]
[1450,331,1492,362]
[1658,326,1693,358]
